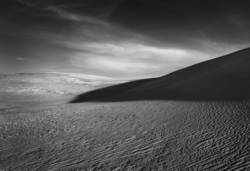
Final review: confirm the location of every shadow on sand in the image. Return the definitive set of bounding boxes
[70,48,250,103]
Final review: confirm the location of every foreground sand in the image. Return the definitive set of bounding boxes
[0,100,249,170]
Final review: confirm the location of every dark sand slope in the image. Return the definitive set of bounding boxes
[71,48,250,102]
[0,49,250,170]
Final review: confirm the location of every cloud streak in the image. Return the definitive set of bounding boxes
[1,0,250,78]
[45,6,110,28]
[69,42,210,78]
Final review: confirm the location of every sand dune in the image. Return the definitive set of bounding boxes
[0,49,250,170]
[71,48,250,102]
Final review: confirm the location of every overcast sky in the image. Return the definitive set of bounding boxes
[1,0,250,79]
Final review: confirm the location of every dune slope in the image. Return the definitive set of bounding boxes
[71,48,250,102]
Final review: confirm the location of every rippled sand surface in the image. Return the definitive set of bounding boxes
[0,101,249,170]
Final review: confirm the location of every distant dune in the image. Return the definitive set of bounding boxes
[71,48,250,102]
[0,72,121,100]
[0,72,123,110]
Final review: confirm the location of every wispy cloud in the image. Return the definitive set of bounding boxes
[69,42,210,78]
[3,0,247,78]
[17,0,109,27]
[45,6,110,27]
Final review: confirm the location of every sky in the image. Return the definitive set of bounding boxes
[1,0,250,79]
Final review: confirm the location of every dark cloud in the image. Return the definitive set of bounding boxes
[108,0,250,45]
[1,0,250,78]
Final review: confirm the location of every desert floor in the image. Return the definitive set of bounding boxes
[0,73,249,170]
[1,99,250,170]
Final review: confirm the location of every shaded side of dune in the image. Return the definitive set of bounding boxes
[70,78,157,102]
[70,48,250,103]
